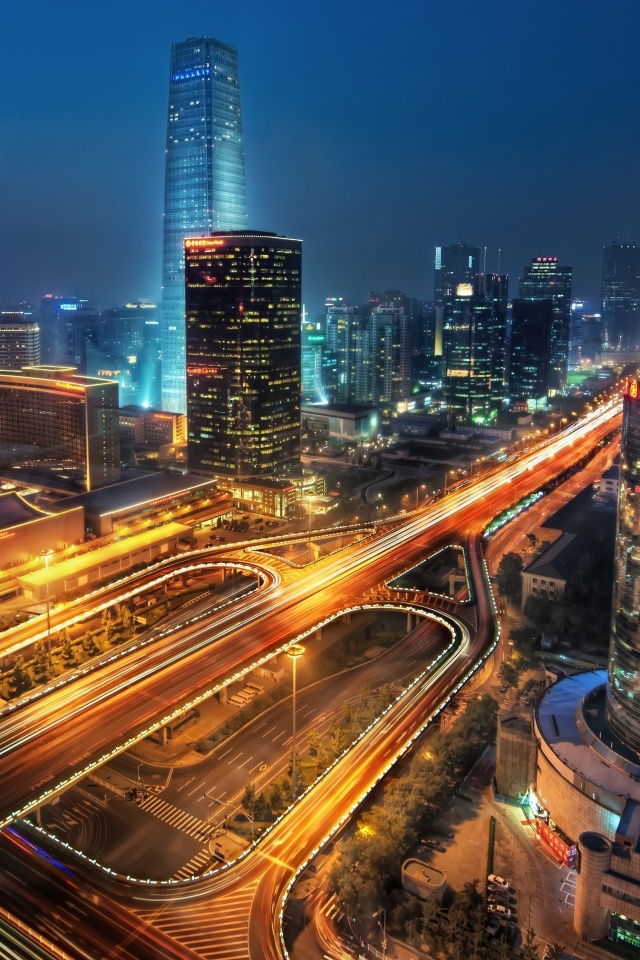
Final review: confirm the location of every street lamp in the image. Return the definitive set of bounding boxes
[287,644,305,798]
[415,483,426,509]
[40,549,53,666]
[372,908,387,959]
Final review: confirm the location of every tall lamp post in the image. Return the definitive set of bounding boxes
[372,908,387,959]
[415,483,426,509]
[40,549,53,665]
[287,644,305,798]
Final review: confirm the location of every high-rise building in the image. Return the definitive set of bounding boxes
[443,275,507,423]
[508,299,554,407]
[324,299,361,404]
[602,240,640,351]
[185,231,301,478]
[301,309,326,404]
[0,366,120,490]
[581,313,603,364]
[434,243,481,357]
[161,37,247,415]
[39,296,99,369]
[0,313,40,369]
[607,377,640,752]
[519,257,572,393]
[369,306,411,414]
[569,301,586,370]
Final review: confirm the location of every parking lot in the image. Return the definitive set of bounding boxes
[419,748,591,958]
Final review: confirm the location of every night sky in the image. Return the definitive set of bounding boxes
[1,0,639,316]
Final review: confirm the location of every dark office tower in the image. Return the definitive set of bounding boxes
[370,306,411,414]
[581,313,603,364]
[602,240,640,350]
[185,232,301,477]
[569,301,586,370]
[39,296,99,369]
[443,279,505,424]
[0,313,40,369]
[434,243,480,356]
[478,273,509,414]
[161,38,247,416]
[519,257,572,393]
[508,299,554,407]
[607,377,640,752]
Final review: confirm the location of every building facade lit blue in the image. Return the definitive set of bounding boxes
[607,378,640,752]
[161,37,247,415]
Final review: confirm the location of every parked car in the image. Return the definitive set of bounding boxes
[487,875,511,891]
[488,904,512,920]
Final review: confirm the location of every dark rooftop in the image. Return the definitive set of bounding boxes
[51,472,217,517]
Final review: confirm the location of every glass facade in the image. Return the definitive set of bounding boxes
[161,37,247,415]
[602,240,640,351]
[0,367,120,490]
[607,383,640,752]
[185,232,301,478]
[518,257,572,393]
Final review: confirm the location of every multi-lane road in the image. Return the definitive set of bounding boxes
[0,397,622,959]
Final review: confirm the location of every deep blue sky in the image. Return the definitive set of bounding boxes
[1,0,639,316]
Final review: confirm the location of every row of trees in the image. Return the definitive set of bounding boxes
[328,695,498,923]
[238,683,397,824]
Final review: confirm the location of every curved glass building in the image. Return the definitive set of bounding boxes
[607,380,640,751]
[161,37,247,415]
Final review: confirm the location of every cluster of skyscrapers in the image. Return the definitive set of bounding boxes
[2,35,640,493]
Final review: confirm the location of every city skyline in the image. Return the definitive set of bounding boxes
[1,0,638,314]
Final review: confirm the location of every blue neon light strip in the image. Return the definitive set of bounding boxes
[171,68,211,82]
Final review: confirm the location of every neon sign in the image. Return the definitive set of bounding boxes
[625,379,640,400]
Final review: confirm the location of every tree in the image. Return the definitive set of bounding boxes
[120,606,133,632]
[378,683,394,710]
[498,659,521,690]
[101,608,114,642]
[269,781,284,811]
[241,783,256,816]
[34,639,49,674]
[307,727,321,759]
[524,594,553,632]
[526,533,538,550]
[60,628,74,663]
[11,655,31,694]
[330,719,345,755]
[315,742,329,775]
[496,552,523,602]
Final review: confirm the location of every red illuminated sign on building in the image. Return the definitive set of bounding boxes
[536,819,576,867]
[185,238,225,249]
[625,379,640,400]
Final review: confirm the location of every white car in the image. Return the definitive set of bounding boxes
[487,874,510,891]
[488,903,512,920]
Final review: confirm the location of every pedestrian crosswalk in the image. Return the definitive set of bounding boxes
[134,880,258,960]
[172,847,214,880]
[137,793,216,840]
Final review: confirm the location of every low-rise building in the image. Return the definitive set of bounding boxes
[521,533,582,608]
[402,858,446,901]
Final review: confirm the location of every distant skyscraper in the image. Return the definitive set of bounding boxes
[185,232,301,477]
[301,309,326,404]
[161,37,247,415]
[519,257,572,393]
[434,243,480,357]
[602,240,640,351]
[569,301,586,370]
[0,313,40,369]
[369,305,411,414]
[443,275,507,423]
[508,299,554,407]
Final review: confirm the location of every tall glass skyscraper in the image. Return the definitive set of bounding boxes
[607,378,640,752]
[602,240,640,351]
[161,37,247,415]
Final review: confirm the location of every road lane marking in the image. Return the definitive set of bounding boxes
[217,747,233,759]
[263,725,276,737]
[228,752,243,764]
[177,776,195,793]
[187,780,206,797]
[253,848,294,872]
[237,756,253,769]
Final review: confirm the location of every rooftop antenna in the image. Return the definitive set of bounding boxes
[483,246,487,275]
